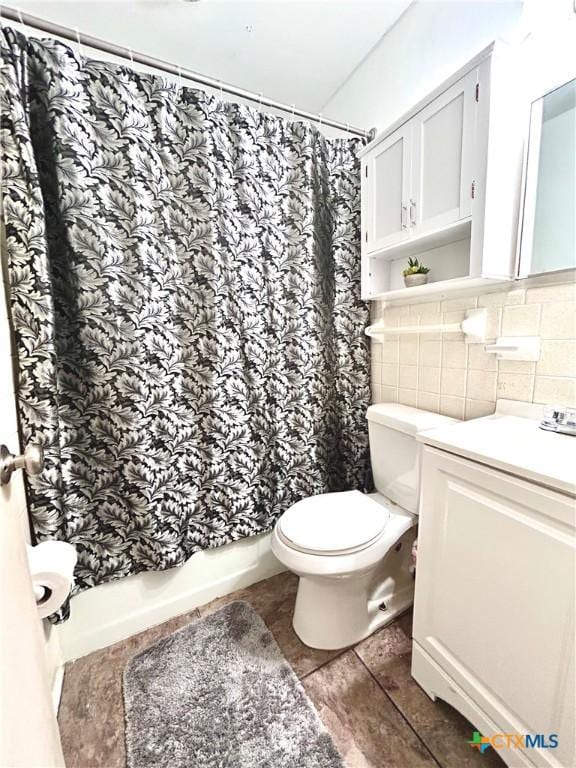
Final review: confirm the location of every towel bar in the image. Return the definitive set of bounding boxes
[365,308,487,343]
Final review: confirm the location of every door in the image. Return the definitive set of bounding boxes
[0,490,65,768]
[362,123,411,254]
[413,447,575,768]
[410,70,477,236]
[0,247,64,766]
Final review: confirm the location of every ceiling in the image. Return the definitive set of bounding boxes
[9,0,413,115]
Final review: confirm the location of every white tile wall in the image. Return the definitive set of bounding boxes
[371,277,576,418]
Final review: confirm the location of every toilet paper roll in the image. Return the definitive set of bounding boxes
[26,541,77,619]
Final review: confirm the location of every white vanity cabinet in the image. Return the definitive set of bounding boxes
[412,407,576,768]
[360,43,522,301]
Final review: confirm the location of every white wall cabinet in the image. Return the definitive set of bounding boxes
[364,124,411,253]
[410,70,476,237]
[364,72,476,255]
[412,446,575,768]
[360,43,523,301]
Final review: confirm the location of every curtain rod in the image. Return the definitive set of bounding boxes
[0,4,375,140]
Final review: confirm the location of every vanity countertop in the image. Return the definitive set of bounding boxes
[418,401,576,497]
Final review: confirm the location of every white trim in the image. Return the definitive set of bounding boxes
[517,96,543,277]
[57,532,285,661]
[51,664,64,716]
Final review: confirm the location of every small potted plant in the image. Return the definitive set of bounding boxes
[403,257,430,288]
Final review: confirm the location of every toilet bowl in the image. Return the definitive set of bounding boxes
[272,490,416,649]
[272,404,456,650]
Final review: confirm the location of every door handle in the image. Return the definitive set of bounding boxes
[0,444,44,486]
[410,199,416,227]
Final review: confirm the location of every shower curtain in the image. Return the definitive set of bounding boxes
[0,27,370,612]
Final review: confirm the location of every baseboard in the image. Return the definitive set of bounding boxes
[51,664,64,715]
[42,621,65,715]
[56,532,286,662]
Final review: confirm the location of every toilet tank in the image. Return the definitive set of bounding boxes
[367,404,457,514]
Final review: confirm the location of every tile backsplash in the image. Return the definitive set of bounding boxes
[370,279,576,420]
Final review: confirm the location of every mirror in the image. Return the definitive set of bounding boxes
[518,77,576,277]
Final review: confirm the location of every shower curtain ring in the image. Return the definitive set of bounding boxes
[75,26,83,58]
[177,65,183,90]
[258,91,263,108]
[218,80,223,99]
[318,112,324,129]
[17,9,28,37]
[290,104,296,121]
[128,47,134,67]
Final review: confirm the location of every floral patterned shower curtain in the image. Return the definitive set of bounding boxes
[0,27,370,611]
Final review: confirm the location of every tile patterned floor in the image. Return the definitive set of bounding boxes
[58,572,505,768]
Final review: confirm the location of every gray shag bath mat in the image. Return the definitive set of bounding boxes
[123,601,344,768]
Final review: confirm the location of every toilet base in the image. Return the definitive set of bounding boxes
[292,528,416,650]
[293,579,414,650]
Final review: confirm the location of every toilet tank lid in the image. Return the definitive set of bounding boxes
[367,404,458,436]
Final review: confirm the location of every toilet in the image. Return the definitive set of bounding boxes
[271,403,456,650]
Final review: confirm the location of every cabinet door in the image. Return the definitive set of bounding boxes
[363,123,411,254]
[410,70,477,236]
[413,447,575,768]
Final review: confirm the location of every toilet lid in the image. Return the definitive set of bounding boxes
[278,491,389,555]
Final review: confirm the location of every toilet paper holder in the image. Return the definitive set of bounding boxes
[0,443,44,486]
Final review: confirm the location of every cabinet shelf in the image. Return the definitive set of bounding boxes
[367,275,505,303]
[366,219,471,262]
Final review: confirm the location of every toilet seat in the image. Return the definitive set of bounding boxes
[277,490,390,556]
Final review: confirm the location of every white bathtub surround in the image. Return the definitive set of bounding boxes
[56,532,285,661]
[371,277,576,419]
